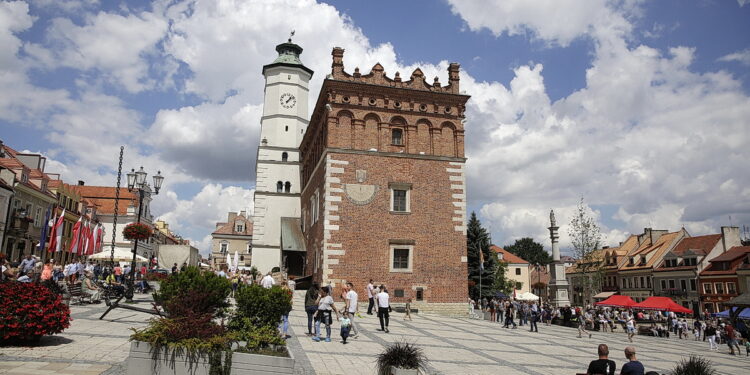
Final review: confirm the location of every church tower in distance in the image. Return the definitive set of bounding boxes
[251,38,313,274]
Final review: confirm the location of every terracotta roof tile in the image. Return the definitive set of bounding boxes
[212,214,253,236]
[671,234,721,257]
[709,246,750,263]
[77,186,138,215]
[491,245,529,264]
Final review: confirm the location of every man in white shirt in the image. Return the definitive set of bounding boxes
[366,279,375,315]
[344,282,359,337]
[376,285,390,333]
[261,272,275,288]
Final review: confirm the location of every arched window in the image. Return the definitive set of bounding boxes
[284,181,291,193]
[276,181,283,192]
[391,128,403,145]
[282,152,288,162]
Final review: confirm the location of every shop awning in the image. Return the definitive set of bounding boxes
[281,217,306,252]
[593,291,617,299]
[632,296,692,313]
[594,295,638,308]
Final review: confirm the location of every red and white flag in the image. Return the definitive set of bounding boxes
[79,220,89,256]
[47,209,66,252]
[84,221,94,255]
[69,217,83,254]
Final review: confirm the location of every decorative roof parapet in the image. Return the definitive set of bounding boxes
[330,47,461,95]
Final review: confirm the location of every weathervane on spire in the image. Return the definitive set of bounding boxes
[289,30,295,43]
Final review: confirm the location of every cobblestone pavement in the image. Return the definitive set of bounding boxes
[285,292,750,375]
[2,292,750,374]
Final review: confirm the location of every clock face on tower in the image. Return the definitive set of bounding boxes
[280,93,296,109]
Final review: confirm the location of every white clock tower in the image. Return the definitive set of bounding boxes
[251,38,313,274]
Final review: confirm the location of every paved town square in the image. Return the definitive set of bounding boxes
[2,292,749,375]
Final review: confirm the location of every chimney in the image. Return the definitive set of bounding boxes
[78,180,85,186]
[228,212,237,222]
[240,210,247,218]
[0,140,4,157]
[331,47,345,78]
[721,226,741,252]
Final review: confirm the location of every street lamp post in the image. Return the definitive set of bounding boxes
[124,167,164,302]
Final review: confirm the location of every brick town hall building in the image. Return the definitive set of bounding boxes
[252,39,470,313]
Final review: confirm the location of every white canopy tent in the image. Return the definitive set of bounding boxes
[88,248,148,262]
[516,292,540,301]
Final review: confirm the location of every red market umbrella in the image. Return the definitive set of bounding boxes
[632,297,692,313]
[594,295,638,308]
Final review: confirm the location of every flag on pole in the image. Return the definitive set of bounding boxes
[69,217,83,254]
[37,205,52,252]
[79,220,89,256]
[85,221,94,255]
[47,209,65,252]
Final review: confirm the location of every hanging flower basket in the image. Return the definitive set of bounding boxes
[123,222,153,241]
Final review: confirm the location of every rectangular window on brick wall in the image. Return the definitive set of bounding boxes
[389,183,411,213]
[389,243,413,273]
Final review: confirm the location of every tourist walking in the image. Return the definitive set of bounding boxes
[312,287,339,342]
[576,312,592,339]
[304,283,320,336]
[376,285,391,333]
[503,300,517,329]
[706,324,718,350]
[339,311,352,344]
[725,323,741,355]
[586,344,616,375]
[366,279,375,315]
[625,315,636,342]
[279,283,292,338]
[343,282,359,337]
[620,346,644,375]
[529,302,539,332]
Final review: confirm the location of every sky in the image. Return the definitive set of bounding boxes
[1,0,749,256]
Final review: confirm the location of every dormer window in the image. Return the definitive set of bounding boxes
[629,257,634,266]
[236,223,244,232]
[21,173,28,183]
[639,256,647,265]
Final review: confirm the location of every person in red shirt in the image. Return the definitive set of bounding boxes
[725,324,741,355]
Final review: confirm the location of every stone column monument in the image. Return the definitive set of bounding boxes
[548,210,571,307]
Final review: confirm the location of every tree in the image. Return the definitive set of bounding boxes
[467,212,497,301]
[492,255,515,295]
[568,197,605,305]
[504,237,552,266]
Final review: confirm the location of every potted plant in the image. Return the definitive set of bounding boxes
[123,222,153,241]
[376,341,428,375]
[227,284,295,374]
[0,281,71,344]
[128,267,233,375]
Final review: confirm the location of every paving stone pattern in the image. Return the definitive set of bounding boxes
[2,292,750,374]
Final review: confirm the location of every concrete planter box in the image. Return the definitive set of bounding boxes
[390,367,419,375]
[127,341,295,375]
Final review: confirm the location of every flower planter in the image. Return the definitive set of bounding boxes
[127,341,295,375]
[391,367,419,375]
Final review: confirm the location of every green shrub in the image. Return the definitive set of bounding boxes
[230,285,291,329]
[153,266,231,316]
[376,341,428,375]
[671,355,716,375]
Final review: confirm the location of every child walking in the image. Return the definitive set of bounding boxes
[340,311,352,344]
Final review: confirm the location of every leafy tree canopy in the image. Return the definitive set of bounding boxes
[504,237,552,266]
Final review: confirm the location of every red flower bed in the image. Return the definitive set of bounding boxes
[0,282,71,342]
[123,222,153,241]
